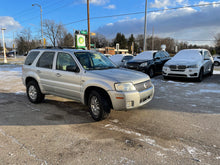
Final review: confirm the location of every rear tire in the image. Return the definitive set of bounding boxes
[214,61,220,66]
[88,90,110,121]
[27,81,45,103]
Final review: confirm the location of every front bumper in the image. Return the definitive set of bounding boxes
[163,67,200,78]
[108,85,154,110]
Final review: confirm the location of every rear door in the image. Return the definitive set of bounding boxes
[36,51,55,92]
[52,52,81,100]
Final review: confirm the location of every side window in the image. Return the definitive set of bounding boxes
[154,52,162,59]
[56,52,77,71]
[24,51,40,65]
[36,52,55,69]
[204,51,210,59]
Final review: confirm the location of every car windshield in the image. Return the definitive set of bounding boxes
[123,56,133,61]
[75,51,117,70]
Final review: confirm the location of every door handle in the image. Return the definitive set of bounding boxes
[37,70,41,74]
[56,73,61,77]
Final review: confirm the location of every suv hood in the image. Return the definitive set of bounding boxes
[166,59,201,66]
[86,68,149,84]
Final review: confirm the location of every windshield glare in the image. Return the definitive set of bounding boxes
[75,52,116,70]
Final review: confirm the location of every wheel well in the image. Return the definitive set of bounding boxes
[84,86,113,109]
[25,77,38,86]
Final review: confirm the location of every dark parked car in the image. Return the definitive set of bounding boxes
[126,50,171,77]
[6,51,17,57]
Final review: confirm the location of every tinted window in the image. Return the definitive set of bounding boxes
[122,56,133,61]
[37,52,55,69]
[154,52,162,59]
[24,51,40,65]
[56,52,77,71]
[204,51,210,59]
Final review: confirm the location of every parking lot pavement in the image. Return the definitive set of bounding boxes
[0,64,220,165]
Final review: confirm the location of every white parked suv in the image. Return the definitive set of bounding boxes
[22,48,154,121]
[162,49,214,81]
[214,55,220,66]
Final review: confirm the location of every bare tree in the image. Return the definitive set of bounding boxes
[214,33,220,54]
[43,19,66,47]
[16,28,40,54]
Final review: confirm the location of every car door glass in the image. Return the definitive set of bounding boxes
[25,51,40,65]
[154,52,161,59]
[204,51,210,60]
[36,52,55,69]
[56,52,77,71]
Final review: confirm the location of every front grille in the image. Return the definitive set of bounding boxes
[169,65,186,71]
[126,63,139,69]
[134,80,152,92]
[168,74,187,77]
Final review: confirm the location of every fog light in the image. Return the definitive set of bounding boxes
[126,101,134,108]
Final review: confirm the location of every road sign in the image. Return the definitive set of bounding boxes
[80,30,88,35]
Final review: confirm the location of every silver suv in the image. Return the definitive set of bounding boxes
[22,48,154,121]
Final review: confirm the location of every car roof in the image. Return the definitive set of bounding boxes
[30,48,95,54]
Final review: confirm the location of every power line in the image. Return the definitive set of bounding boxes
[64,2,220,26]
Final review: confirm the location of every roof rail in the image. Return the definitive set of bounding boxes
[35,46,63,49]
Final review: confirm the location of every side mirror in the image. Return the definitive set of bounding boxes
[154,57,160,60]
[66,65,79,72]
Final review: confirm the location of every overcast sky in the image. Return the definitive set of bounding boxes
[0,0,220,46]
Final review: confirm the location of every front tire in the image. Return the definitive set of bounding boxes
[148,67,155,78]
[197,69,203,82]
[88,90,110,121]
[27,81,45,103]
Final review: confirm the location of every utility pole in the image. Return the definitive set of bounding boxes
[152,26,154,50]
[143,0,148,51]
[73,28,75,48]
[13,31,16,59]
[87,0,91,50]
[1,28,7,63]
[32,3,43,46]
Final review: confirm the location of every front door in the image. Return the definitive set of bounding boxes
[52,52,81,101]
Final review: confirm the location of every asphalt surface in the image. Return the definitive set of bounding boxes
[0,63,219,165]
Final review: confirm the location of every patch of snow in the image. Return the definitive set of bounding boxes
[214,70,220,74]
[119,157,135,164]
[199,89,220,93]
[216,156,220,159]
[15,91,25,95]
[110,119,119,124]
[191,104,197,107]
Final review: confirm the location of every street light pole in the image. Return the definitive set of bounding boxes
[87,0,91,50]
[1,28,7,63]
[143,0,148,51]
[32,3,43,46]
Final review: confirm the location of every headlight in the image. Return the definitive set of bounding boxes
[187,64,199,68]
[140,62,148,67]
[115,83,136,92]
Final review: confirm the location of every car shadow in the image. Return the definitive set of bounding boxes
[0,92,94,126]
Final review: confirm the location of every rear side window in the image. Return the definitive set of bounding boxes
[24,51,40,65]
[37,52,55,69]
